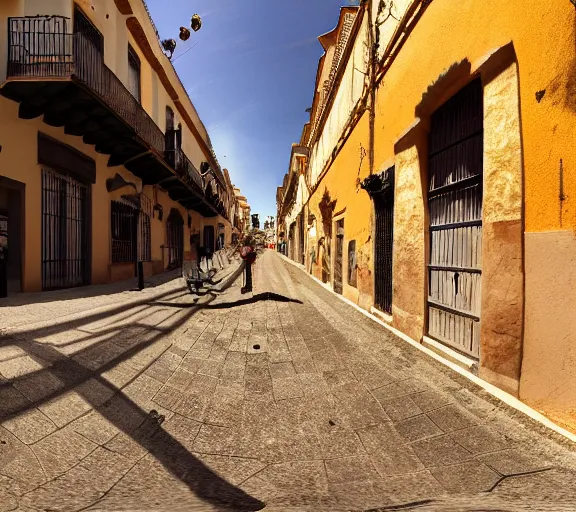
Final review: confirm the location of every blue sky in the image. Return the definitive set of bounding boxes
[145,0,351,220]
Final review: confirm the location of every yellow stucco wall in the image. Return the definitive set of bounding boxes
[372,0,576,233]
[0,95,197,291]
[298,0,575,406]
[306,112,372,308]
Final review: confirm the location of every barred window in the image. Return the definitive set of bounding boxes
[111,201,137,263]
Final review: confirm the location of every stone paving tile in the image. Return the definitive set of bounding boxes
[329,479,393,510]
[0,444,47,495]
[70,411,120,446]
[74,378,116,408]
[272,376,304,401]
[292,357,317,374]
[72,341,127,372]
[349,358,397,390]
[32,427,97,479]
[100,360,142,389]
[427,403,480,432]
[0,355,45,380]
[198,357,225,379]
[430,460,501,493]
[385,470,448,503]
[244,461,329,503]
[244,365,273,397]
[323,369,358,388]
[377,395,423,422]
[394,414,445,442]
[123,373,163,404]
[325,455,381,483]
[450,425,510,455]
[0,384,32,418]
[372,379,427,402]
[477,448,554,475]
[144,351,183,383]
[2,407,57,445]
[203,383,245,426]
[179,355,204,374]
[357,423,425,476]
[411,434,474,467]
[12,369,65,403]
[311,347,345,373]
[38,390,92,428]
[317,422,367,459]
[409,389,454,412]
[161,413,202,452]
[333,381,390,428]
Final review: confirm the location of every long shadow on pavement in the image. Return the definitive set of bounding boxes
[152,291,303,309]
[0,284,265,511]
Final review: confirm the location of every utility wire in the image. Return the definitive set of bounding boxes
[173,41,200,62]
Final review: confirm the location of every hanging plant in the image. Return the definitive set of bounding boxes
[161,39,176,58]
[179,27,191,41]
[191,14,202,32]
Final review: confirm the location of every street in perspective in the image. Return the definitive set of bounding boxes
[1,0,576,511]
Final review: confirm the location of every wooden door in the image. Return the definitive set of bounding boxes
[334,219,344,294]
[427,78,483,358]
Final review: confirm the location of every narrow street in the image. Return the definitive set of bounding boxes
[0,250,574,511]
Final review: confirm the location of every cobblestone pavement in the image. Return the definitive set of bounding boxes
[1,250,576,511]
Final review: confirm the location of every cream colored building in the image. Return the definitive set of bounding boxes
[0,0,241,293]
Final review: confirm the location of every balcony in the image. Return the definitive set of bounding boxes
[1,14,226,219]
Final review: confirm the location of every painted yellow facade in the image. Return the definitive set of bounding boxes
[0,0,245,295]
[277,0,576,415]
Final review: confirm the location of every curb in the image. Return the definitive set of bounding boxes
[276,251,576,443]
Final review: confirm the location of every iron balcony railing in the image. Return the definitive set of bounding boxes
[7,15,221,216]
[164,147,204,192]
[7,15,165,155]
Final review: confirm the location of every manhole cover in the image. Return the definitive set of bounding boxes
[253,344,261,350]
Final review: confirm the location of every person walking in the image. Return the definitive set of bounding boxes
[239,235,256,294]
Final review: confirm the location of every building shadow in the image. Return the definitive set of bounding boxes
[0,285,265,511]
[0,269,184,307]
[151,292,303,309]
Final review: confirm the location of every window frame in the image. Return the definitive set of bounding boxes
[127,44,141,102]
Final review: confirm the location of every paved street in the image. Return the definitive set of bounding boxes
[1,250,576,511]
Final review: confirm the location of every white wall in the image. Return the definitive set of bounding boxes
[308,14,370,187]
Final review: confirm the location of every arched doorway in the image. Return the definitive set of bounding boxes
[166,208,184,269]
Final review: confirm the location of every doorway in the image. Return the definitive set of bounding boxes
[427,78,483,358]
[0,177,23,295]
[41,169,89,290]
[374,184,394,314]
[333,219,344,294]
[203,225,215,253]
[166,209,184,269]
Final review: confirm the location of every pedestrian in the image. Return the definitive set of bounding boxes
[239,235,256,294]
